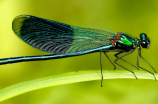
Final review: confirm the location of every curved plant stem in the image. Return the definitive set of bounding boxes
[0,70,157,102]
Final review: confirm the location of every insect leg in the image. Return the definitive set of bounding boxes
[137,47,157,80]
[115,52,139,70]
[100,50,103,87]
[114,49,138,79]
[103,52,116,70]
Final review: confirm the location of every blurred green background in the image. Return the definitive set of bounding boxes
[0,0,158,104]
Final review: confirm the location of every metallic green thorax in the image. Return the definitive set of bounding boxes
[117,33,135,46]
[115,33,137,51]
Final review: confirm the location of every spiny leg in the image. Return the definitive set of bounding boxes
[115,52,139,70]
[103,52,116,70]
[114,49,138,79]
[137,47,157,80]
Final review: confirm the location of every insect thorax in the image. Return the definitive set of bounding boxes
[114,33,137,51]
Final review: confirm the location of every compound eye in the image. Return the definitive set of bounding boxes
[140,33,147,39]
[140,33,150,48]
[141,41,148,48]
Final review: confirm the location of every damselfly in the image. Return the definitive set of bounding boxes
[0,15,156,86]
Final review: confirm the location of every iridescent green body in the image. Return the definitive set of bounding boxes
[118,34,135,46]
[0,15,156,85]
[115,33,137,51]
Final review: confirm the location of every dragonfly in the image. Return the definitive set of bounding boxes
[0,15,156,86]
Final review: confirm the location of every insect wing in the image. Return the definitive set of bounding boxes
[12,15,115,54]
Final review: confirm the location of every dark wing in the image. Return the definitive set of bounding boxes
[12,15,116,54]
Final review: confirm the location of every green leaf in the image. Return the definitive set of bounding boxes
[0,70,156,102]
